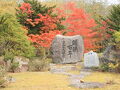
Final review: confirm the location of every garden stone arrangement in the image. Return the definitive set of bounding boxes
[50,35,105,88]
[51,35,84,64]
[50,64,105,89]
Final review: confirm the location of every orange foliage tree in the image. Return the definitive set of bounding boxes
[16,1,65,49]
[28,30,61,48]
[17,1,103,53]
[56,2,99,52]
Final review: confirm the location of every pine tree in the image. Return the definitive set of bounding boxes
[104,4,120,34]
[0,13,35,60]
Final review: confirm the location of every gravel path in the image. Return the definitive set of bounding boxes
[50,63,105,88]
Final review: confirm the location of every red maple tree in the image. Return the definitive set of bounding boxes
[56,2,98,52]
[17,2,63,49]
[18,2,104,52]
[28,30,61,48]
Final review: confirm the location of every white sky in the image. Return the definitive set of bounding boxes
[108,0,119,4]
[97,0,119,5]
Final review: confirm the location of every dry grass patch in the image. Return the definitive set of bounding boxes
[3,72,77,90]
[1,67,120,90]
[83,72,120,90]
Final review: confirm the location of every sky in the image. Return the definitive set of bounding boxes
[108,0,119,5]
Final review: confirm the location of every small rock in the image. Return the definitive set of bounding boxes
[71,82,105,88]
[5,76,16,83]
[80,80,84,83]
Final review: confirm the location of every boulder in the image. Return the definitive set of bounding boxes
[100,45,120,64]
[13,56,29,72]
[51,35,84,64]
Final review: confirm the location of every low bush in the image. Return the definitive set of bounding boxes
[115,62,120,73]
[99,63,110,72]
[113,31,120,48]
[9,61,19,73]
[99,62,120,72]
[0,65,7,88]
[28,58,52,71]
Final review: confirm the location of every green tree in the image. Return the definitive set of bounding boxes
[0,13,35,60]
[100,4,120,48]
[100,4,120,62]
[113,31,120,48]
[104,4,120,34]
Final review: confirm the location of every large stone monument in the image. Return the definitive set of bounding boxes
[84,51,99,67]
[51,35,84,64]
